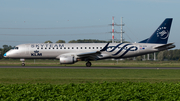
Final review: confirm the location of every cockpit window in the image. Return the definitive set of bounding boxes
[14,47,18,49]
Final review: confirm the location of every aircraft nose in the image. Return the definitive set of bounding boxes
[4,53,7,57]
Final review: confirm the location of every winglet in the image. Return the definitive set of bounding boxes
[100,43,109,51]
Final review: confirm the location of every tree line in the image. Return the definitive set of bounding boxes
[45,39,129,43]
[45,39,111,43]
[157,49,180,61]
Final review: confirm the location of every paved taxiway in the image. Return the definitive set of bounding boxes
[0,66,180,69]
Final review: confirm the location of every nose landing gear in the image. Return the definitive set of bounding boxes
[21,62,25,66]
[86,61,91,67]
[20,59,25,66]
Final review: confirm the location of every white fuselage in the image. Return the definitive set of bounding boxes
[5,43,162,60]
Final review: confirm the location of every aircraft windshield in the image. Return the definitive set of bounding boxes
[13,47,19,50]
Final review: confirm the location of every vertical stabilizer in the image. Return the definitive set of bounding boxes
[146,18,173,44]
[139,18,173,44]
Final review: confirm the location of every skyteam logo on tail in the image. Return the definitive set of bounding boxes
[157,27,169,39]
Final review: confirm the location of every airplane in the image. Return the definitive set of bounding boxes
[4,18,175,67]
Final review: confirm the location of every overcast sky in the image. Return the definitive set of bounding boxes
[0,0,180,49]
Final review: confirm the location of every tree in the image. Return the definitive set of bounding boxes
[0,48,2,59]
[68,40,77,43]
[136,56,142,61]
[157,51,164,61]
[0,45,13,59]
[68,39,130,43]
[3,45,8,49]
[44,40,53,43]
[56,40,65,43]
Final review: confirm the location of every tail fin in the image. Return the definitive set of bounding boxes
[139,18,173,44]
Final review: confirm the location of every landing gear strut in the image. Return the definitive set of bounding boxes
[86,61,91,67]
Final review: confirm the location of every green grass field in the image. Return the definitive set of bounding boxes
[0,59,180,84]
[0,68,180,84]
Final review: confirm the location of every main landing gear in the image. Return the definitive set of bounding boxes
[86,61,91,67]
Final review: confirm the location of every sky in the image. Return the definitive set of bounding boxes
[0,0,180,49]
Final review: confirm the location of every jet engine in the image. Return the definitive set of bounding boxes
[59,56,77,64]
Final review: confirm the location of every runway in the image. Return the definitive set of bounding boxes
[0,66,180,69]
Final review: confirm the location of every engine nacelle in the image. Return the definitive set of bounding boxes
[59,56,77,64]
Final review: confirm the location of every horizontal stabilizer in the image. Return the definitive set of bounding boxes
[154,43,175,50]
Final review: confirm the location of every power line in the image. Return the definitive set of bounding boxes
[0,25,107,30]
[0,40,36,43]
[0,32,108,36]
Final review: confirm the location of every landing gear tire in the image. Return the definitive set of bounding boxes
[86,61,91,67]
[20,59,25,66]
[21,63,25,66]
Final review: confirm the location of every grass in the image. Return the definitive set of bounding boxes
[0,68,180,84]
[0,59,180,84]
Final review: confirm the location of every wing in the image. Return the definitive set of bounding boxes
[56,43,110,61]
[77,43,109,60]
[77,51,101,60]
